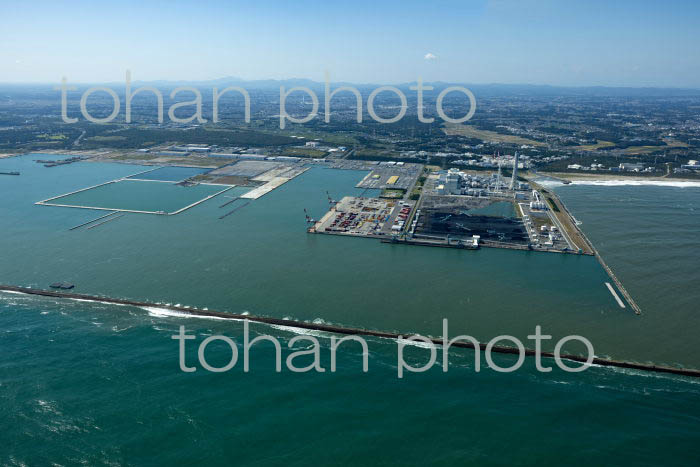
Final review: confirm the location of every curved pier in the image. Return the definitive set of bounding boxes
[0,285,694,378]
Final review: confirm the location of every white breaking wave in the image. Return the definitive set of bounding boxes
[590,362,700,384]
[568,180,700,188]
[269,324,336,339]
[397,337,437,349]
[69,297,127,307]
[535,180,565,188]
[141,306,234,321]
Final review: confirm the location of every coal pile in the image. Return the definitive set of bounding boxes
[416,210,529,244]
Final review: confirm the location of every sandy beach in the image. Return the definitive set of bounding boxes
[543,171,700,183]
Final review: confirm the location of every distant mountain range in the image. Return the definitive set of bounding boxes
[2,77,700,97]
[129,77,700,96]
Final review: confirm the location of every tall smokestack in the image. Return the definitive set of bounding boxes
[510,152,519,190]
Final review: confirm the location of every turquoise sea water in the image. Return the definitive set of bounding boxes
[2,154,700,464]
[127,166,211,182]
[0,154,622,357]
[2,292,700,465]
[52,179,232,213]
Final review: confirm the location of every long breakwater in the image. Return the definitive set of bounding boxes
[546,188,643,315]
[1,285,695,378]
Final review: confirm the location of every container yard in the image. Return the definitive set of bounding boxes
[356,163,422,190]
[310,196,401,237]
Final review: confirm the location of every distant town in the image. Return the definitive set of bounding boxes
[0,81,699,181]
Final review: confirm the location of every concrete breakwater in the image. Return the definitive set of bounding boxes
[1,285,695,378]
[546,189,642,315]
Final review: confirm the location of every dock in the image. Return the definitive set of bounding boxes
[219,196,240,208]
[86,214,124,230]
[241,167,310,200]
[0,284,696,378]
[605,282,626,308]
[596,253,642,314]
[168,186,234,215]
[69,211,118,230]
[545,188,642,315]
[383,237,479,250]
[219,201,250,219]
[36,178,118,205]
[240,177,290,199]
[36,167,161,207]
[38,202,167,215]
[38,173,234,217]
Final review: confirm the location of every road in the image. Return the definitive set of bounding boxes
[73,130,86,146]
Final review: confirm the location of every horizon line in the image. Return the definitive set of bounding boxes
[1,77,700,91]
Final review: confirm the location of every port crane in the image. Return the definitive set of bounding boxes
[304,208,316,224]
[326,191,338,206]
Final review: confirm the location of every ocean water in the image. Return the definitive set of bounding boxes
[2,155,700,464]
[2,292,700,465]
[555,182,700,364]
[0,154,624,359]
[127,166,210,182]
[51,179,234,213]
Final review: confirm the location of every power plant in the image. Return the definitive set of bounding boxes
[509,151,520,190]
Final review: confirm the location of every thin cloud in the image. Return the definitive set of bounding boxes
[424,53,437,61]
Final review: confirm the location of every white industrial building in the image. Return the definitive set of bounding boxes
[619,162,645,171]
[530,190,547,210]
[681,160,700,170]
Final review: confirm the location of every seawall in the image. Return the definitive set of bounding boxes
[0,284,695,378]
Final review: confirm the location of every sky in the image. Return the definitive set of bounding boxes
[1,0,699,87]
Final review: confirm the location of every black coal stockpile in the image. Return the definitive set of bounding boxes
[420,210,529,243]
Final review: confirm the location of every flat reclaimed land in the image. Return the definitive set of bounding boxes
[310,196,398,237]
[443,123,546,146]
[240,166,309,199]
[529,181,594,255]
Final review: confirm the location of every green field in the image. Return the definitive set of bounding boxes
[443,123,546,146]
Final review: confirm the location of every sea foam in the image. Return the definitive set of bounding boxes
[567,180,700,188]
[141,306,234,321]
